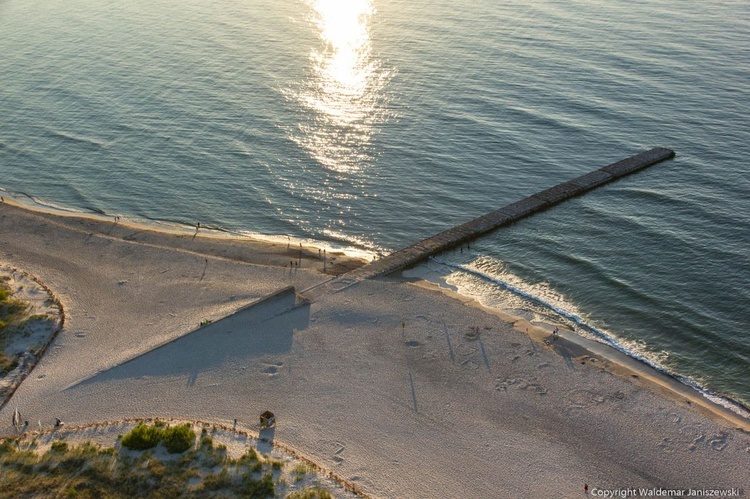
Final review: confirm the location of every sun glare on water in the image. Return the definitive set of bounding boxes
[290,0,391,173]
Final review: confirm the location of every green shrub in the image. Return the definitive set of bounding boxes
[240,472,275,497]
[270,459,284,470]
[203,469,231,491]
[238,448,258,464]
[121,424,163,451]
[50,442,68,453]
[0,354,19,373]
[162,424,194,454]
[0,439,16,455]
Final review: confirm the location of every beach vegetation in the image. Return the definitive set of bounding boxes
[0,299,27,317]
[0,284,28,329]
[120,422,196,454]
[120,423,163,451]
[162,423,195,454]
[292,462,310,481]
[50,441,68,453]
[200,435,213,449]
[0,353,19,374]
[0,426,332,498]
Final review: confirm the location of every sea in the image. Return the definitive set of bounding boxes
[1,0,748,415]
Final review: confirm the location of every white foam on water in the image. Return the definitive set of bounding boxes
[426,254,750,420]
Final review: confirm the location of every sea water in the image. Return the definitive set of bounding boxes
[1,0,748,412]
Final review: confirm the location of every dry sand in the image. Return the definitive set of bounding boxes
[1,200,749,498]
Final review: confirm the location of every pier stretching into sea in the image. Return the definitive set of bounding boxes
[301,147,676,301]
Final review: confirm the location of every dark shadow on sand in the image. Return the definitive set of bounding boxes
[72,288,308,388]
[257,426,275,454]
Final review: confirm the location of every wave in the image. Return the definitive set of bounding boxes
[46,129,110,150]
[430,255,750,419]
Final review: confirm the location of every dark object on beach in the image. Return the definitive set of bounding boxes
[259,410,276,429]
[55,418,64,428]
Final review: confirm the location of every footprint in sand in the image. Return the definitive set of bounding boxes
[659,425,728,453]
[707,432,728,451]
[688,433,728,452]
[688,434,706,452]
[332,443,345,463]
[667,413,681,424]
[261,362,284,376]
[495,377,547,395]
[461,359,480,370]
[658,437,677,454]
[650,409,682,426]
[565,389,606,409]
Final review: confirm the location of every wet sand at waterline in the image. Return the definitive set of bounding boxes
[1,202,748,497]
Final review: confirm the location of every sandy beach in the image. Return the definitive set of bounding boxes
[1,200,748,497]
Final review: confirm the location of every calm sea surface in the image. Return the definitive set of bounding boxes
[1,0,748,412]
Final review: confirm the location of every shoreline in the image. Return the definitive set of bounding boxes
[403,262,750,426]
[0,192,369,277]
[2,194,748,430]
[0,187,377,276]
[1,195,748,495]
[401,275,750,432]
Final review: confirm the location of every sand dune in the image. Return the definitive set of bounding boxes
[1,201,748,497]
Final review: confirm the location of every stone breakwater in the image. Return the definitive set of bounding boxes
[302,147,676,300]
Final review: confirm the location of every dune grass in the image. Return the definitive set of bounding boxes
[0,423,284,498]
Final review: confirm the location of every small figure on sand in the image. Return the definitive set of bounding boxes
[55,418,64,428]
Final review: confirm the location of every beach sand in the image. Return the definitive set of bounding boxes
[1,201,748,497]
